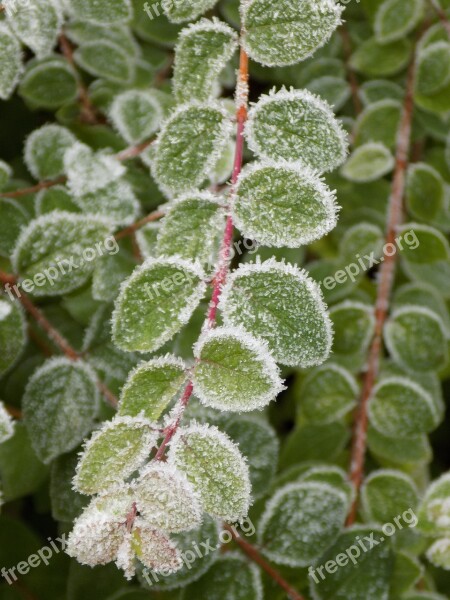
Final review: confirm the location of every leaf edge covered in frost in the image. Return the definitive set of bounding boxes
[24,123,77,180]
[0,400,15,443]
[109,90,163,145]
[0,22,23,100]
[360,467,419,522]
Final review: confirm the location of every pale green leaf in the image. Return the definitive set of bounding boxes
[354,99,402,149]
[19,56,78,109]
[0,401,15,444]
[341,143,394,182]
[416,42,450,96]
[0,23,23,100]
[374,0,424,44]
[417,473,450,536]
[74,41,135,83]
[0,298,26,377]
[329,301,375,371]
[0,198,29,258]
[406,163,445,222]
[92,249,136,302]
[68,0,132,24]
[162,0,219,23]
[35,186,79,215]
[427,538,450,570]
[350,37,412,77]
[24,124,77,180]
[109,90,163,144]
[73,179,140,227]
[361,469,419,523]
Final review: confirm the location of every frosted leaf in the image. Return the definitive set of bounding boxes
[220,259,333,367]
[23,357,99,464]
[168,423,251,521]
[74,416,158,495]
[350,37,412,77]
[384,306,448,372]
[375,0,424,44]
[245,88,347,172]
[162,0,219,23]
[299,363,358,424]
[210,138,235,185]
[73,179,140,227]
[359,79,404,106]
[92,249,136,302]
[417,473,450,536]
[139,515,220,591]
[342,142,394,183]
[173,18,238,103]
[67,0,132,24]
[112,257,206,353]
[4,0,62,58]
[307,76,351,112]
[12,211,112,296]
[427,538,450,571]
[192,326,285,412]
[416,42,450,98]
[361,469,419,524]
[19,56,78,109]
[116,533,137,580]
[258,481,347,566]
[64,143,125,197]
[118,355,187,421]
[109,90,163,144]
[74,40,135,84]
[368,376,440,437]
[367,426,432,466]
[182,553,263,599]
[222,415,279,499]
[135,223,160,259]
[298,465,354,506]
[0,401,15,444]
[90,484,134,520]
[0,23,23,100]
[0,298,26,377]
[340,223,384,265]
[0,198,29,258]
[354,100,402,149]
[242,0,343,67]
[133,462,202,532]
[309,525,392,600]
[151,103,232,196]
[156,192,225,265]
[65,20,139,57]
[233,160,339,247]
[329,301,375,372]
[24,124,77,181]
[131,519,183,574]
[406,163,445,222]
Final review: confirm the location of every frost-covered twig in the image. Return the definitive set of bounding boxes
[347,47,417,525]
[0,271,119,408]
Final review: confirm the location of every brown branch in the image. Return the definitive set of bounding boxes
[340,25,362,115]
[224,525,305,600]
[114,138,154,161]
[429,0,450,36]
[5,404,22,419]
[346,48,417,525]
[115,210,164,240]
[0,271,119,408]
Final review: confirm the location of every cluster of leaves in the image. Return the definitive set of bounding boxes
[0,0,450,599]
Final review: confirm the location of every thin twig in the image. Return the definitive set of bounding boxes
[115,138,154,161]
[339,25,362,115]
[0,271,119,408]
[115,210,164,240]
[224,525,305,600]
[346,48,417,525]
[5,404,22,419]
[429,0,450,36]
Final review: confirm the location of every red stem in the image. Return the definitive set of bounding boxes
[346,49,417,525]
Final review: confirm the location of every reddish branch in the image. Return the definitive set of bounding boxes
[346,51,417,525]
[115,210,164,240]
[224,525,305,600]
[154,47,250,460]
[429,0,450,36]
[0,271,119,408]
[339,25,362,115]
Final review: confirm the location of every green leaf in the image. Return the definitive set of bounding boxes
[0,423,49,501]
[23,357,99,464]
[329,301,375,371]
[68,0,132,24]
[118,355,187,420]
[156,192,225,265]
[19,56,78,109]
[367,425,432,465]
[390,552,423,597]
[245,88,348,172]
[37,187,79,217]
[74,41,134,84]
[426,538,450,570]
[12,212,112,296]
[354,99,402,149]
[369,376,440,437]
[220,259,332,367]
[309,525,393,600]
[182,554,262,599]
[109,90,163,144]
[135,222,159,259]
[66,20,139,57]
[341,143,394,182]
[151,103,232,195]
[384,306,448,372]
[361,469,419,523]
[233,161,338,247]
[0,198,29,258]
[307,76,351,112]
[374,0,424,44]
[50,450,89,522]
[130,519,183,575]
[168,423,251,521]
[0,160,12,190]
[350,37,412,77]
[0,297,26,377]
[416,42,450,96]
[192,326,284,412]
[359,79,404,106]
[4,0,63,58]
[162,0,219,23]
[299,363,358,424]
[173,18,237,103]
[24,124,77,180]
[0,23,23,100]
[280,422,350,468]
[112,257,206,353]
[74,416,158,494]
[92,249,136,302]
[222,415,279,499]
[298,465,354,505]
[73,179,140,227]
[259,481,347,566]
[406,163,445,222]
[242,0,343,67]
[0,401,14,443]
[417,472,450,536]
[340,222,384,265]
[393,282,450,334]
